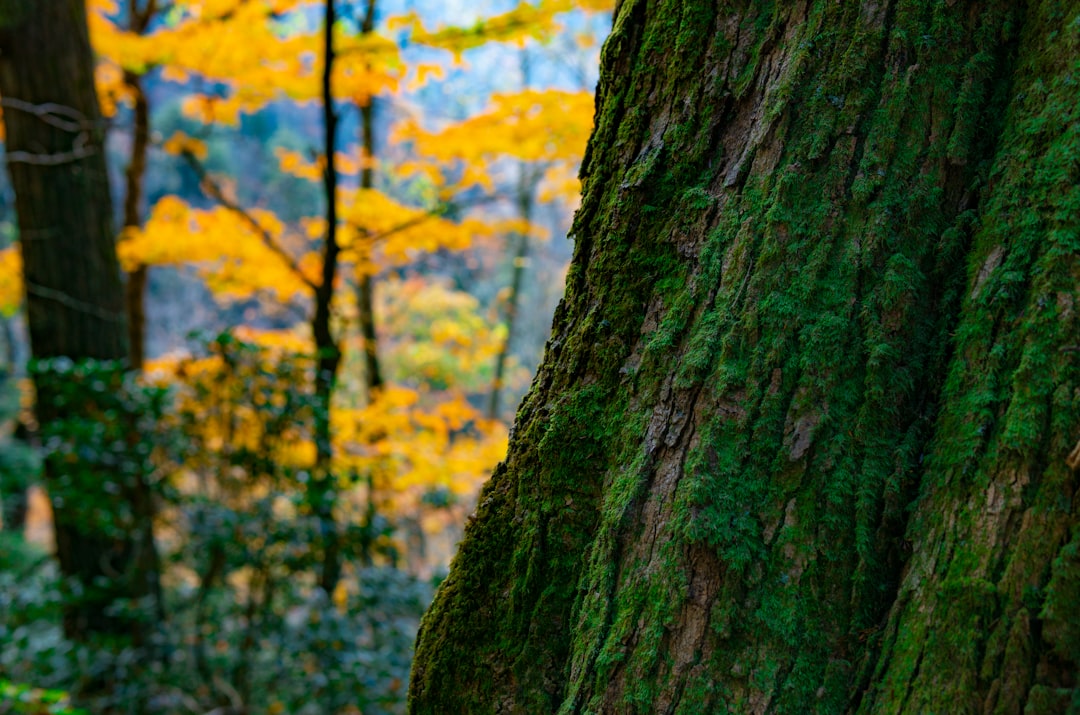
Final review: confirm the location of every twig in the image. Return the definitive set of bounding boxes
[181,149,318,291]
[350,191,503,245]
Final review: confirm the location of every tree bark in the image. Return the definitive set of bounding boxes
[0,0,157,640]
[410,1,1080,713]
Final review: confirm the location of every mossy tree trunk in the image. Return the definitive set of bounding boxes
[410,1,1080,713]
[0,0,160,641]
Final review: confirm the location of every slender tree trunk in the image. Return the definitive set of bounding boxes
[489,51,535,421]
[0,0,156,641]
[122,2,154,372]
[1,321,29,535]
[410,1,1080,713]
[120,59,165,627]
[487,163,533,421]
[125,265,148,368]
[353,0,383,569]
[356,100,383,397]
[355,0,382,401]
[313,0,342,593]
[0,413,30,534]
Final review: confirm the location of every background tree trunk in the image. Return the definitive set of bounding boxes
[487,161,535,422]
[356,0,383,401]
[0,0,158,640]
[121,0,155,373]
[410,1,1079,712]
[122,71,150,372]
[313,0,343,594]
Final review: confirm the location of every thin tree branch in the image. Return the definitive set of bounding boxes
[349,192,503,246]
[180,149,318,292]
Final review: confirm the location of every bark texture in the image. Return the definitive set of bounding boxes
[410,1,1080,713]
[0,0,158,640]
[0,0,126,362]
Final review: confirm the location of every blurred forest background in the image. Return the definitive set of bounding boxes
[0,0,611,712]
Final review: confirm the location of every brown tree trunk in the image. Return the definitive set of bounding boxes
[313,0,343,594]
[123,72,149,372]
[356,93,383,397]
[487,163,534,421]
[353,0,383,569]
[125,263,147,368]
[122,1,154,372]
[410,1,1079,712]
[0,0,157,641]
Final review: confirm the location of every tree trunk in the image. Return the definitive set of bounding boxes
[487,162,534,421]
[410,1,1080,713]
[313,0,343,594]
[355,0,383,401]
[0,0,156,640]
[123,71,150,372]
[356,101,383,398]
[122,1,154,372]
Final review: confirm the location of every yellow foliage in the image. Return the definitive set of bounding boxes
[538,163,582,206]
[91,0,402,124]
[397,0,613,58]
[118,196,313,300]
[0,247,22,317]
[94,62,131,117]
[378,277,514,392]
[332,386,507,517]
[331,580,349,614]
[400,89,593,164]
[162,132,209,160]
[338,188,503,270]
[275,148,371,182]
[396,89,594,202]
[232,326,313,354]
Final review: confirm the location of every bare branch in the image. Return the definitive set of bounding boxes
[180,149,318,292]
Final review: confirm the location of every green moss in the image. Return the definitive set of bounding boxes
[412,0,1079,712]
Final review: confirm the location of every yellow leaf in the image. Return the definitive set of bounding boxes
[0,247,23,317]
[332,580,348,614]
[162,132,209,160]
